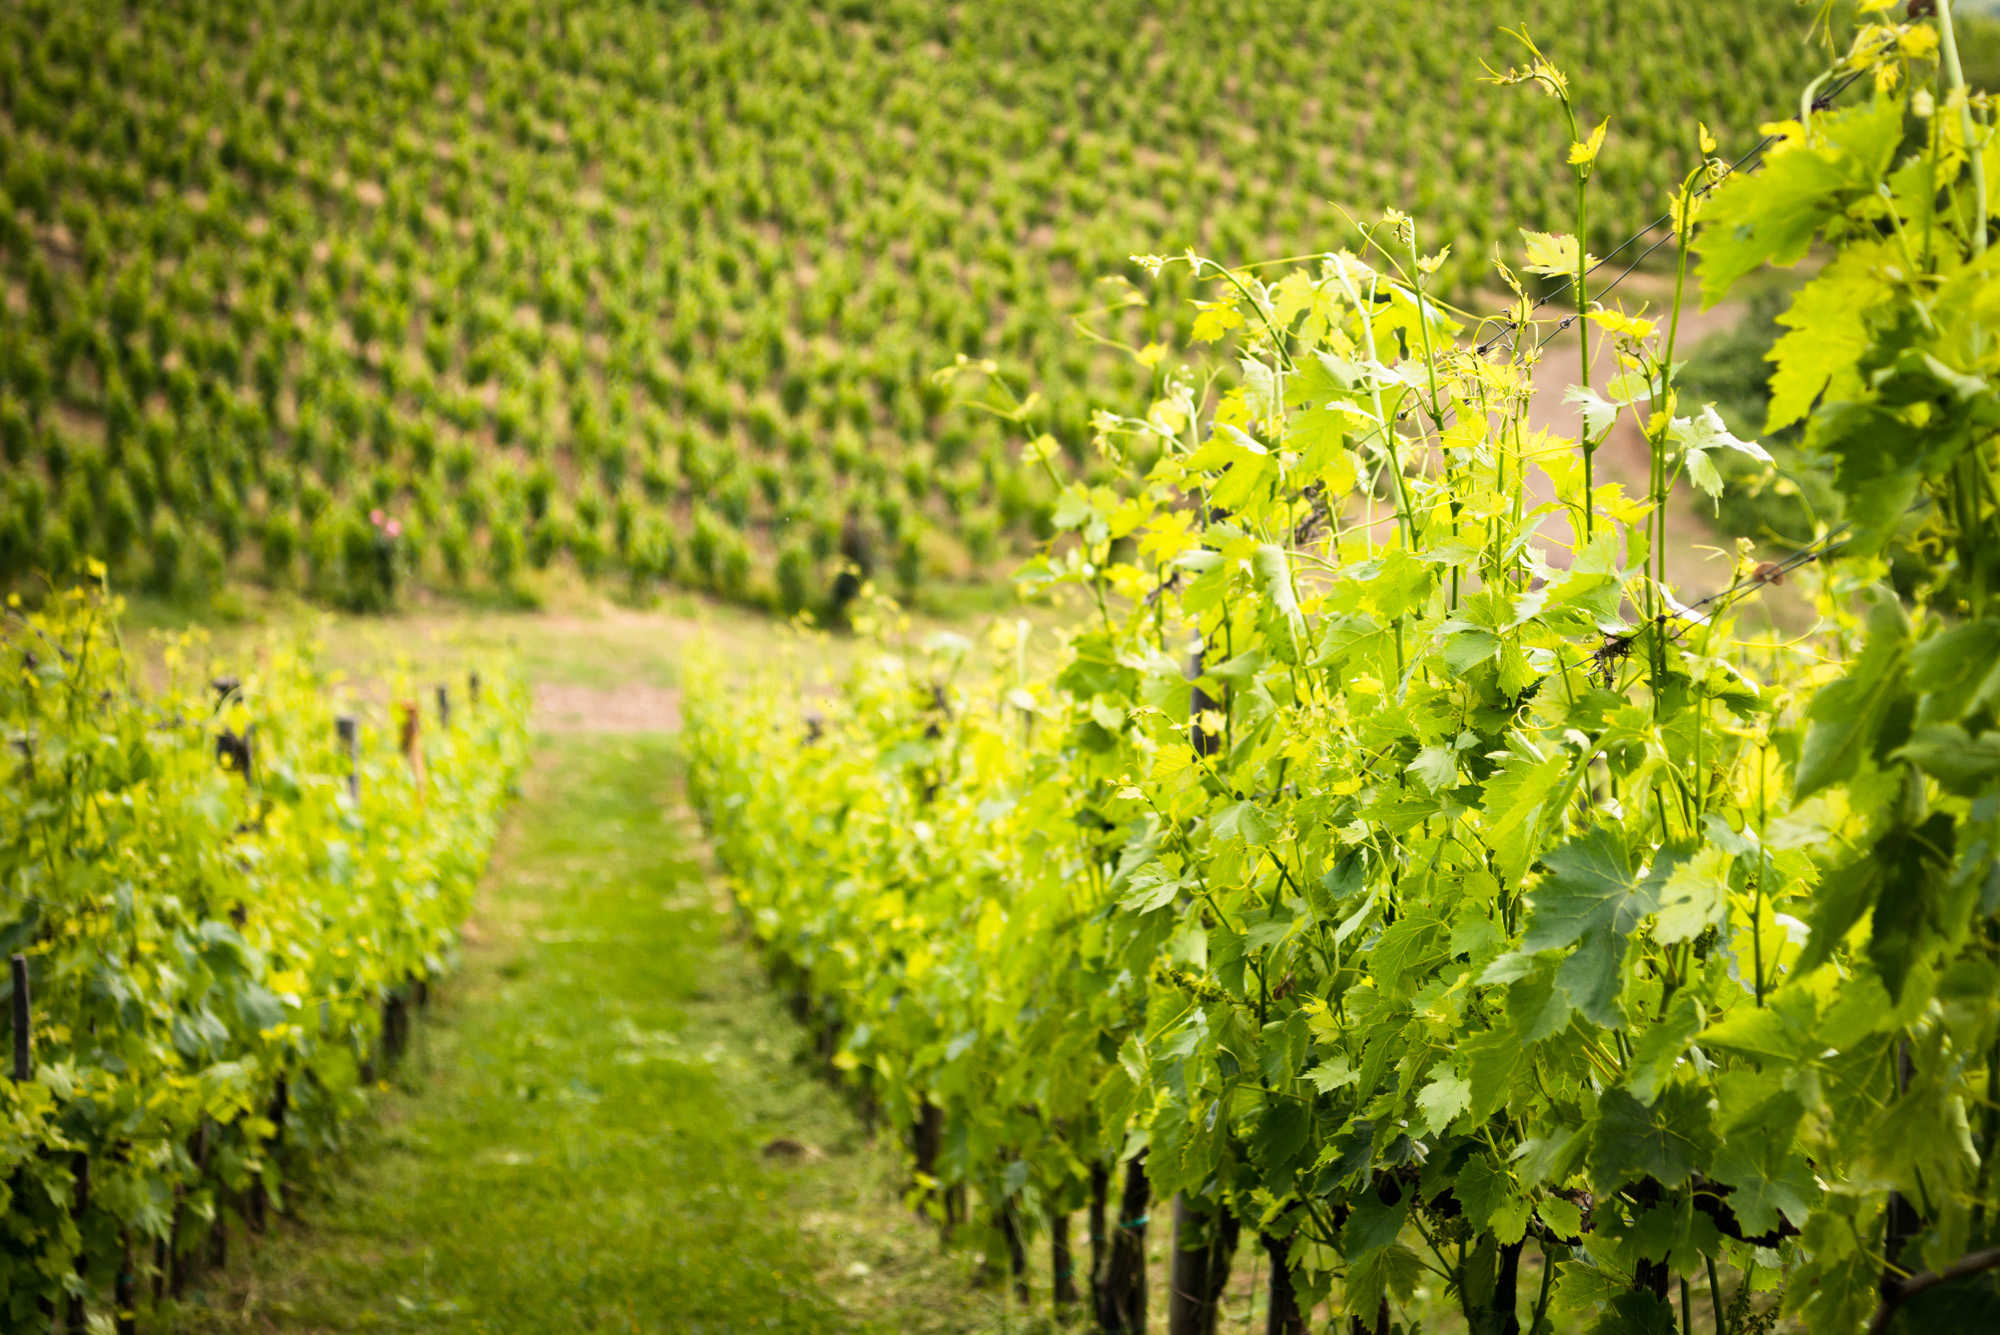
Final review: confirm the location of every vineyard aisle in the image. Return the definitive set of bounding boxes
[175,714,997,1333]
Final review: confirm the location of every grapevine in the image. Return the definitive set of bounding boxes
[0,1,1827,616]
[0,575,527,1320]
[686,9,2000,1332]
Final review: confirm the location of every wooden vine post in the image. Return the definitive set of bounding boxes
[1098,1155,1150,1334]
[66,1153,90,1334]
[1187,646,1220,758]
[384,700,432,1061]
[337,714,385,1083]
[1048,1203,1078,1313]
[398,698,426,801]
[249,1076,289,1233]
[115,1228,136,1335]
[996,1198,1029,1304]
[1167,1196,1239,1335]
[336,713,360,803]
[13,953,62,1329]
[1086,1162,1109,1320]
[1260,1231,1306,1335]
[911,1099,943,1216]
[10,952,26,1084]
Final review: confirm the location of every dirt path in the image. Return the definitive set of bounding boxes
[531,682,683,732]
[1522,292,1747,590]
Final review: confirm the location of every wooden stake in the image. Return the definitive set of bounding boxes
[10,953,28,1082]
[1050,1206,1079,1311]
[9,958,45,1322]
[336,714,360,802]
[1087,1162,1109,1320]
[66,1152,90,1334]
[998,1198,1029,1304]
[116,1230,136,1335]
[1100,1156,1150,1334]
[1262,1231,1306,1335]
[1169,1196,1240,1335]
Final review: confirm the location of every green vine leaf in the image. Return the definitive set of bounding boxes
[1521,826,1657,954]
[1587,1084,1717,1191]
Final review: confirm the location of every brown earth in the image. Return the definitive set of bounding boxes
[532,681,683,732]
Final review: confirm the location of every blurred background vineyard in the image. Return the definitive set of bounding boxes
[3,0,1980,620]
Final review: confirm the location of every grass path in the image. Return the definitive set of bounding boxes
[175,732,1001,1333]
[137,605,1382,1335]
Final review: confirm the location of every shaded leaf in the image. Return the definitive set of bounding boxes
[1795,596,1912,798]
[1626,993,1703,1106]
[1523,826,1657,953]
[1587,1084,1716,1191]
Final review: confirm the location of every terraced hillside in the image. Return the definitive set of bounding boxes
[0,0,1819,613]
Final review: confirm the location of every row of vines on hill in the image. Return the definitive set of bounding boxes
[0,0,1822,613]
[1,581,527,1324]
[687,9,2000,1334]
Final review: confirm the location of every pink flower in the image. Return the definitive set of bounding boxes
[386,520,403,538]
[370,508,386,527]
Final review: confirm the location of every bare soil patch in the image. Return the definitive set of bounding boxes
[532,682,682,733]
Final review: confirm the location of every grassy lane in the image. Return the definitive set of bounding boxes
[172,733,991,1334]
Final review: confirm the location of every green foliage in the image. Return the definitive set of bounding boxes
[1676,285,1844,545]
[0,580,526,1315]
[0,0,1827,610]
[686,12,2000,1334]
[174,737,876,1334]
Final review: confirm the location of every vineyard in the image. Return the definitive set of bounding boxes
[5,0,2000,1333]
[684,9,2000,1335]
[0,0,1832,619]
[1,582,526,1324]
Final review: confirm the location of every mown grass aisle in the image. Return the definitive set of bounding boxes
[176,732,989,1334]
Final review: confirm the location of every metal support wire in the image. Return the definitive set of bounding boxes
[1472,67,1868,357]
[1381,68,1869,434]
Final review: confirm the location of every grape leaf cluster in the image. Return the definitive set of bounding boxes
[688,13,2000,1332]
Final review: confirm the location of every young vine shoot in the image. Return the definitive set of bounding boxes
[687,9,2000,1333]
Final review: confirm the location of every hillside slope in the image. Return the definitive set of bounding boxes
[0,0,1820,613]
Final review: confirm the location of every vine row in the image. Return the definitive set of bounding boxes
[687,10,2000,1334]
[1,581,527,1325]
